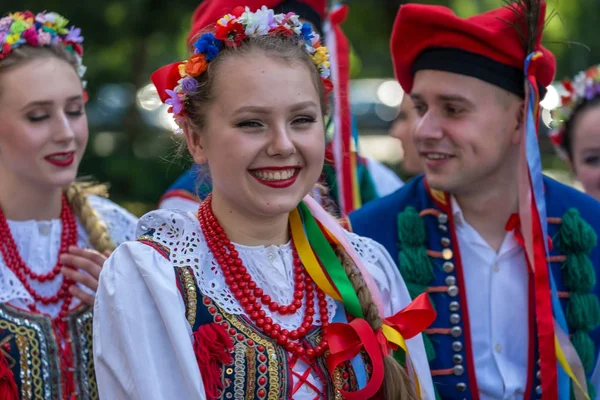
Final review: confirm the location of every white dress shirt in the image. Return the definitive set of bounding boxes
[452,198,530,400]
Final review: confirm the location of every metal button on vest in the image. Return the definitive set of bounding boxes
[449,301,460,312]
[451,326,462,337]
[442,248,453,260]
[445,276,456,286]
[450,313,461,325]
[453,354,463,364]
[441,237,451,247]
[443,262,455,273]
[536,386,542,395]
[536,370,541,380]
[439,224,448,232]
[453,365,465,376]
[447,285,459,297]
[452,341,463,352]
[456,383,467,392]
[438,213,448,224]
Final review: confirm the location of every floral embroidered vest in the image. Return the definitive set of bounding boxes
[173,265,370,400]
[0,303,96,400]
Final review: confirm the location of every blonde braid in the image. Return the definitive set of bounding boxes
[64,182,116,254]
[335,248,418,400]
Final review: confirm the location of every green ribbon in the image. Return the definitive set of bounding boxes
[298,202,364,319]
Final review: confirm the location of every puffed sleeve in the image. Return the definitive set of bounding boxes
[93,241,206,400]
[347,232,435,400]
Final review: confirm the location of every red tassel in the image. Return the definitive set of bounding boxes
[192,323,234,400]
[0,351,18,400]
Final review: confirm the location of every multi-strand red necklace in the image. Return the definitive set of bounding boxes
[0,195,77,318]
[198,196,330,360]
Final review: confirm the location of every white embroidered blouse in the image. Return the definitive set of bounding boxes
[93,208,434,400]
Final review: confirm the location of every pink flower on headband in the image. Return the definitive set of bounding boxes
[37,31,51,46]
[22,27,38,45]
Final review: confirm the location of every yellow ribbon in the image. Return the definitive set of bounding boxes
[289,209,341,302]
[555,335,590,400]
[289,208,424,399]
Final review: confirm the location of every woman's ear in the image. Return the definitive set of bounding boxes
[183,119,207,164]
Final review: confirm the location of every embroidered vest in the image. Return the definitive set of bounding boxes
[173,265,370,400]
[0,303,97,400]
[349,176,600,400]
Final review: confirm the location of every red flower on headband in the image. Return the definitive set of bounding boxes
[215,21,246,47]
[0,43,11,60]
[269,26,294,37]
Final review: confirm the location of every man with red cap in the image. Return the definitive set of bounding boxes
[350,2,600,399]
[158,0,403,215]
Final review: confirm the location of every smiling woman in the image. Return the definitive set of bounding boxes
[0,11,137,399]
[93,6,435,400]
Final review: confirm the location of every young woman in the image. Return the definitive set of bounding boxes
[551,65,600,201]
[0,11,137,399]
[93,6,434,400]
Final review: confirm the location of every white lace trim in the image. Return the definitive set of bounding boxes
[139,209,382,332]
[0,195,138,317]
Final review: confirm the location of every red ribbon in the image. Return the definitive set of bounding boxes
[326,293,435,399]
[328,5,354,216]
[150,62,184,103]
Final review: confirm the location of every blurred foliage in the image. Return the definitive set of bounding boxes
[3,0,592,215]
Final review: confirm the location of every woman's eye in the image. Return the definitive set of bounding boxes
[236,120,264,128]
[27,113,49,122]
[292,116,316,125]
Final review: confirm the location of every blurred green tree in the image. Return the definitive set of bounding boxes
[3,0,594,214]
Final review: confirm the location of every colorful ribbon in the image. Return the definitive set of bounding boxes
[302,195,385,314]
[326,294,435,399]
[325,4,358,215]
[290,200,436,398]
[520,51,589,399]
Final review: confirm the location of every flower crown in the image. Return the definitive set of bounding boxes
[550,64,600,157]
[0,11,86,79]
[160,6,332,134]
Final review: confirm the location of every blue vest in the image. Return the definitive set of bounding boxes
[350,175,600,399]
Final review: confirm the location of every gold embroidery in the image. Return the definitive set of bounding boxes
[180,268,198,328]
[15,335,31,400]
[333,368,343,400]
[82,312,99,400]
[0,320,42,399]
[213,306,281,400]
[430,188,447,206]
[245,347,256,400]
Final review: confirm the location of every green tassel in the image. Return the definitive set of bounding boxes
[571,331,596,373]
[423,333,436,362]
[397,207,426,247]
[406,282,428,301]
[563,253,596,293]
[558,209,598,254]
[566,293,600,332]
[397,208,434,284]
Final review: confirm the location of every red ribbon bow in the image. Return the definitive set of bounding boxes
[326,293,435,399]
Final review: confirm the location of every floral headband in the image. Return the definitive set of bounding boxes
[550,64,600,157]
[151,6,333,134]
[0,11,86,80]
